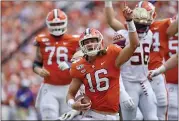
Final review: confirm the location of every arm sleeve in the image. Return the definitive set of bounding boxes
[110,44,122,58]
[70,63,83,79]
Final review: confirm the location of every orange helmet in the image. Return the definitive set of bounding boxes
[79,28,104,56]
[46,9,67,36]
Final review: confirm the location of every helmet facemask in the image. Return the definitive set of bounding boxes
[80,37,102,56]
[79,28,104,56]
[46,9,68,36]
[134,22,150,38]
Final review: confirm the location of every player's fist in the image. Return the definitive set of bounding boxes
[148,70,160,80]
[72,95,91,111]
[39,68,50,77]
[120,90,135,110]
[123,6,133,21]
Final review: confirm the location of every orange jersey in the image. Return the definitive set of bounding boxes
[149,18,171,70]
[70,44,122,113]
[164,35,178,84]
[34,33,79,85]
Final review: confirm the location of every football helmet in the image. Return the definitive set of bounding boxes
[46,9,67,36]
[79,28,104,56]
[113,30,128,48]
[133,1,156,38]
[133,1,156,25]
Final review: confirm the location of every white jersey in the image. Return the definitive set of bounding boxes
[120,30,153,82]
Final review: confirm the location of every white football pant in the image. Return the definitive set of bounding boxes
[150,74,168,120]
[35,83,71,120]
[73,110,119,120]
[121,80,158,120]
[166,83,178,120]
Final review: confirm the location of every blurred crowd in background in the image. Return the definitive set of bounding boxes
[1,1,178,120]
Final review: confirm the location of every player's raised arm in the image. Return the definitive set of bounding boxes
[115,6,139,68]
[104,1,125,31]
[167,16,178,37]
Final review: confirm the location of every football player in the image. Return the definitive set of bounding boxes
[163,16,178,120]
[105,1,159,120]
[33,9,80,120]
[66,6,139,120]
[148,16,178,77]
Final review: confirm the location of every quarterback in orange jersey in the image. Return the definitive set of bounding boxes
[32,9,79,120]
[66,7,139,120]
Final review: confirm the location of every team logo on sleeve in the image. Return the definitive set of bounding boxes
[76,64,84,70]
[81,69,86,73]
[42,38,49,43]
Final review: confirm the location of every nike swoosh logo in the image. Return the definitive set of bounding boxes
[101,61,105,65]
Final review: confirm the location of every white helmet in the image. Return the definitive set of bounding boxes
[79,28,104,56]
[46,9,67,36]
[133,1,156,38]
[133,1,156,25]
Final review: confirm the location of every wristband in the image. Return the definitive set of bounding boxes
[126,20,136,32]
[105,1,112,7]
[67,99,75,108]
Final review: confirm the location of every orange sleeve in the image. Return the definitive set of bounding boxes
[70,62,83,79]
[109,44,122,58]
[33,36,40,46]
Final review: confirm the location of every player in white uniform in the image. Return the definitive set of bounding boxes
[105,1,158,120]
[114,29,157,120]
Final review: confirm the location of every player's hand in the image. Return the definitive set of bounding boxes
[57,110,80,120]
[120,90,135,110]
[147,70,160,80]
[58,61,70,71]
[39,68,50,77]
[72,97,91,112]
[123,6,133,21]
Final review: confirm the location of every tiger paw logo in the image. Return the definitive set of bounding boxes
[76,64,84,70]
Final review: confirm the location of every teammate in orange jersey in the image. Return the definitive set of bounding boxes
[148,16,178,79]
[32,9,79,120]
[148,52,178,120]
[104,1,177,120]
[149,14,178,120]
[66,6,139,120]
[164,16,178,120]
